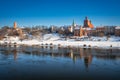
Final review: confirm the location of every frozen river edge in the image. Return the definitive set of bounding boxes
[0,40,120,49]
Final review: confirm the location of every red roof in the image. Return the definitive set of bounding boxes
[88,21,94,28]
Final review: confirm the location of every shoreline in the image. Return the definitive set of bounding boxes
[0,40,120,49]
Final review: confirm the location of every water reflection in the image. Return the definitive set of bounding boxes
[0,46,120,80]
[13,49,17,60]
[0,47,120,66]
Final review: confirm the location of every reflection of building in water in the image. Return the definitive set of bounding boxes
[12,49,17,60]
[79,48,84,58]
[19,47,120,64]
[70,49,74,59]
[79,48,93,69]
[84,49,92,69]
[94,49,120,60]
[84,55,92,69]
[66,48,93,64]
[69,49,77,63]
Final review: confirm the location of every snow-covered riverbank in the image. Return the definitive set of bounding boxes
[0,34,120,49]
[0,40,120,49]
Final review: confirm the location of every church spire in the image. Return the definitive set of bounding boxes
[72,19,75,26]
[72,19,76,27]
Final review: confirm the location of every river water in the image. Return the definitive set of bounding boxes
[0,46,120,80]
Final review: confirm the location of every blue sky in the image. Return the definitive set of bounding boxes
[0,0,120,27]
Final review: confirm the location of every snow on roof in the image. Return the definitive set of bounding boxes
[84,28,92,30]
[115,26,120,29]
[74,25,81,30]
[74,27,80,30]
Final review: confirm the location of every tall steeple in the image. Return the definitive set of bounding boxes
[72,19,76,32]
[72,19,75,26]
[72,19,76,27]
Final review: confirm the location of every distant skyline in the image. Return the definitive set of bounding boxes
[0,0,120,27]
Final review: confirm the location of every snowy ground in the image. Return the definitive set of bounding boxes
[0,34,120,49]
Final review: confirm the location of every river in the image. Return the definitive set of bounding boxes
[0,46,120,80]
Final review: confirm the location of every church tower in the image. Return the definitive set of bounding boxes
[14,22,17,29]
[83,17,94,28]
[72,19,77,32]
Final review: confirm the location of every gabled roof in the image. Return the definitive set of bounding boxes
[88,22,94,28]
